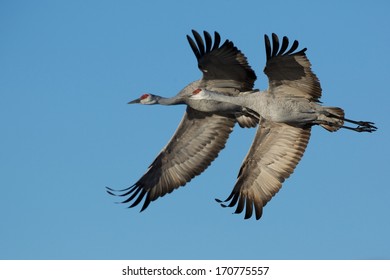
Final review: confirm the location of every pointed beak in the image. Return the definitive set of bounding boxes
[127,98,141,104]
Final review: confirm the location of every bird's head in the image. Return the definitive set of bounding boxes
[128,93,160,105]
[190,88,207,100]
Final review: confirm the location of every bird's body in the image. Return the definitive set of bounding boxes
[107,30,258,211]
[190,34,376,219]
[192,89,344,129]
[109,31,376,220]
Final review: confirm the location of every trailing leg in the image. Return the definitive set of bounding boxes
[341,118,377,132]
[318,107,377,133]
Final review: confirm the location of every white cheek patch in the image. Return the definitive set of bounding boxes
[140,94,151,104]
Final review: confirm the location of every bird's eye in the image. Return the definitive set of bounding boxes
[193,89,202,94]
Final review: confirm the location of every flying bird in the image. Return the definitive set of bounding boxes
[191,33,377,219]
[107,30,258,212]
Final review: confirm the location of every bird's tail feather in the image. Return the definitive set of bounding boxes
[236,108,259,128]
[236,114,258,128]
[319,107,345,132]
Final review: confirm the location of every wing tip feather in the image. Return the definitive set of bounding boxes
[265,33,307,60]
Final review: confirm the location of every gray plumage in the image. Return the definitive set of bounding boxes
[107,30,258,211]
[191,34,377,219]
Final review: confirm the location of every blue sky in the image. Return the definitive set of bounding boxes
[1,0,389,260]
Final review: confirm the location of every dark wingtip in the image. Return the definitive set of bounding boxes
[265,33,307,59]
[128,189,147,208]
[187,34,201,60]
[203,30,212,51]
[140,195,151,212]
[271,33,280,57]
[106,186,121,196]
[215,198,227,208]
[212,31,221,50]
[264,34,271,60]
[106,190,115,196]
[278,36,289,55]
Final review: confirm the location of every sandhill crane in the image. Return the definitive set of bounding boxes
[191,33,377,220]
[107,30,258,212]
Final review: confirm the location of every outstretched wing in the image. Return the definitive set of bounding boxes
[108,30,256,212]
[264,33,322,102]
[108,107,236,211]
[187,30,258,128]
[187,30,257,91]
[217,119,311,220]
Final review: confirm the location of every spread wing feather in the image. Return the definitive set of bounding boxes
[187,30,257,91]
[217,119,311,219]
[107,107,236,211]
[187,30,258,128]
[108,30,257,212]
[264,33,321,102]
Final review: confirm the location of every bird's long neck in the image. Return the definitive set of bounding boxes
[157,95,185,105]
[202,90,259,112]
